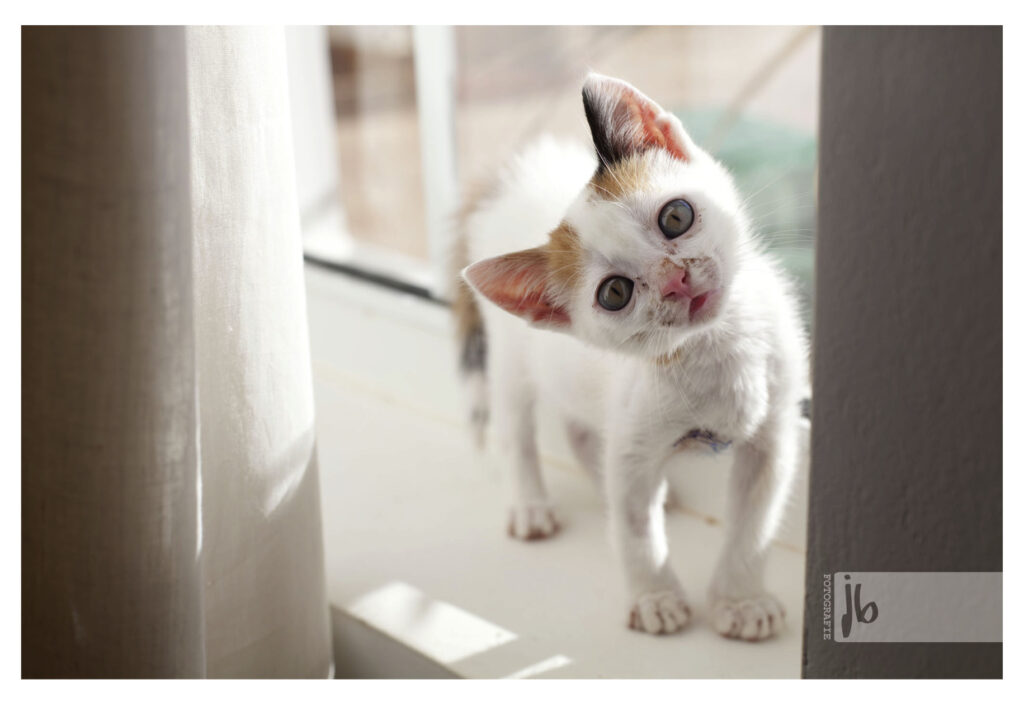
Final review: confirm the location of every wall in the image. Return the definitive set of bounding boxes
[804,27,1002,678]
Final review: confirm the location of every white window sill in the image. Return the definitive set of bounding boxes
[306,264,808,678]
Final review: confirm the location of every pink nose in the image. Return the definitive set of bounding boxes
[661,269,693,300]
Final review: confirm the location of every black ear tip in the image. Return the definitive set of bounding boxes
[581,84,596,114]
[581,85,612,171]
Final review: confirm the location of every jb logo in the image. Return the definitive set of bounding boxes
[830,572,1000,643]
[840,573,879,638]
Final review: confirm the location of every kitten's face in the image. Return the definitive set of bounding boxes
[465,73,748,360]
[558,147,745,357]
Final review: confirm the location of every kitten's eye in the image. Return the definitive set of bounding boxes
[596,276,634,311]
[658,199,695,239]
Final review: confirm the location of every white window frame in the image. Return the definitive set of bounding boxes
[286,25,460,302]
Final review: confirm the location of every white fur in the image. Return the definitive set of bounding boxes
[463,92,808,640]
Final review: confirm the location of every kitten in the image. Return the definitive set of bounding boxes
[453,74,808,641]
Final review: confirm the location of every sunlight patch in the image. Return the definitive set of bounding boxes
[346,581,518,664]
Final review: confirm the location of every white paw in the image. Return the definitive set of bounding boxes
[710,593,786,641]
[507,503,560,541]
[628,590,692,635]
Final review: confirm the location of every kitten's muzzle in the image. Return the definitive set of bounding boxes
[660,266,694,300]
[659,259,714,299]
[658,259,720,322]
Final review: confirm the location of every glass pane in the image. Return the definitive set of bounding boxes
[454,25,820,317]
[327,26,430,262]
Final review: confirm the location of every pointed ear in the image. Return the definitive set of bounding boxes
[462,248,571,329]
[582,73,696,169]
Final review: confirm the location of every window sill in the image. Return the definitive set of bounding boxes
[306,264,807,678]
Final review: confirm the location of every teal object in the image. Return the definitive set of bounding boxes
[676,108,817,327]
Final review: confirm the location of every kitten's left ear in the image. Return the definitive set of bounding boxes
[462,248,571,329]
[582,73,697,170]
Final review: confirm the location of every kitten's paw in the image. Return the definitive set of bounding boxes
[507,504,560,541]
[628,590,692,635]
[710,593,786,641]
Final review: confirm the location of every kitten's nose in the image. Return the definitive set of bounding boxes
[661,268,693,300]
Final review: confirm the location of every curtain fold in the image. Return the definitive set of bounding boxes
[187,26,332,678]
[23,26,205,678]
[22,25,332,679]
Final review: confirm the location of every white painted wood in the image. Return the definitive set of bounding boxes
[412,25,460,299]
[307,266,806,678]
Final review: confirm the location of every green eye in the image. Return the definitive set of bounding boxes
[658,199,695,239]
[597,276,634,311]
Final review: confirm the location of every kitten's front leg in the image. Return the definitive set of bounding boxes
[708,416,797,641]
[606,446,691,635]
[492,379,559,541]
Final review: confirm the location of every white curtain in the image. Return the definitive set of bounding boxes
[23,26,333,678]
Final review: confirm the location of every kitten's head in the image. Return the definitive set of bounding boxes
[464,73,749,359]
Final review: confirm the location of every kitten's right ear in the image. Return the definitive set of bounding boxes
[582,73,696,170]
[462,248,571,329]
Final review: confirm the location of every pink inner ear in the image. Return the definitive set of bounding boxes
[465,250,571,327]
[619,86,689,162]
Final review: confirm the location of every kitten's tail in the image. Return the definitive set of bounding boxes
[452,196,489,448]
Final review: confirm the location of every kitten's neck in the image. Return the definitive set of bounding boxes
[652,327,716,368]
[650,296,735,368]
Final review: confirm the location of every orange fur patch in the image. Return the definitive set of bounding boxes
[655,350,683,367]
[546,221,583,293]
[588,155,653,201]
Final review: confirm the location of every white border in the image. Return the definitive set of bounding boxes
[6,8,1016,721]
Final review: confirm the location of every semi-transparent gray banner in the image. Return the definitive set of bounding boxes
[822,572,1002,643]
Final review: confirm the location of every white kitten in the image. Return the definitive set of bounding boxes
[453,74,808,641]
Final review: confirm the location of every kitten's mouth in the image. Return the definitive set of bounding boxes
[689,292,710,317]
[688,289,718,321]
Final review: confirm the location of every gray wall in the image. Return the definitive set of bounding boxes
[804,27,1001,678]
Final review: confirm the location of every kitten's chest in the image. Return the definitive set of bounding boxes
[642,348,769,445]
[530,332,613,422]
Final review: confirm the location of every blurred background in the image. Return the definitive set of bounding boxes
[300,25,818,317]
